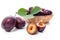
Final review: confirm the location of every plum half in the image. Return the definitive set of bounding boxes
[27,23,37,35]
[37,22,46,32]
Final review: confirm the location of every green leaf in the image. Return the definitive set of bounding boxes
[30,6,41,15]
[18,8,27,16]
[17,6,41,19]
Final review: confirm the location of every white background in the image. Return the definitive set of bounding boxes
[0,0,60,40]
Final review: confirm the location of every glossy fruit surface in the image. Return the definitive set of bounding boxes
[27,7,33,15]
[34,8,52,16]
[1,16,16,32]
[29,7,33,11]
[37,22,46,32]
[15,17,25,29]
[37,27,45,32]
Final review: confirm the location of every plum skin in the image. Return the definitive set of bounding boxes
[15,17,25,29]
[27,7,33,15]
[37,22,46,32]
[1,16,16,32]
[37,27,45,32]
[1,16,26,32]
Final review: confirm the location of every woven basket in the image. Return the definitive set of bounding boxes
[25,15,53,23]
